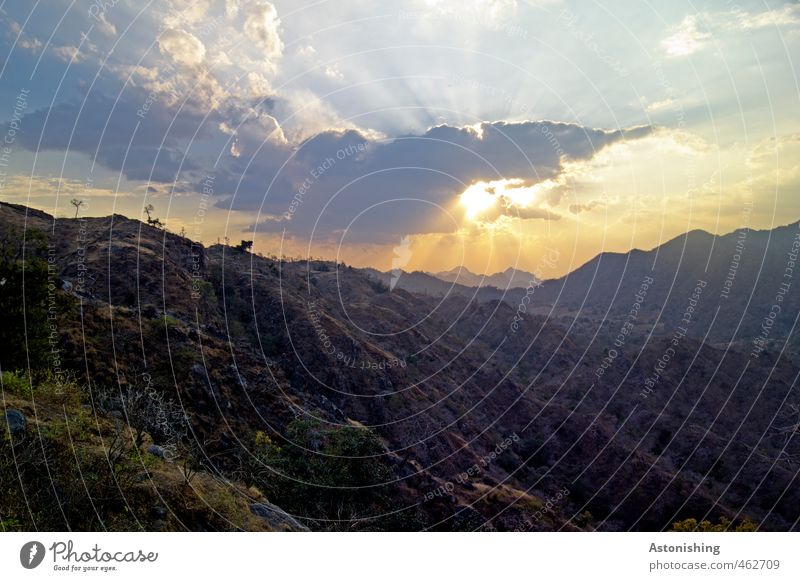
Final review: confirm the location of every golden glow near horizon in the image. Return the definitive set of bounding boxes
[9,130,800,281]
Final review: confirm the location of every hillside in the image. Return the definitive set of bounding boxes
[523,223,800,354]
[2,201,799,531]
[388,223,800,357]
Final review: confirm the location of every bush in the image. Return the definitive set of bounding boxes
[0,412,143,531]
[1,370,82,406]
[249,420,396,529]
[0,227,50,372]
[1,370,30,397]
[671,516,757,532]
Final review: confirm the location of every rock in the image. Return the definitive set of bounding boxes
[249,503,309,532]
[191,363,219,399]
[2,409,26,437]
[150,506,168,519]
[147,444,170,460]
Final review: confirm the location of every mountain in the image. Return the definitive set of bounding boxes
[358,266,539,301]
[2,201,799,532]
[377,222,800,357]
[430,266,540,289]
[522,222,800,354]
[361,267,512,301]
[358,265,539,300]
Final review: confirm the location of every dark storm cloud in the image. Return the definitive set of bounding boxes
[228,121,653,243]
[6,91,212,183]
[6,88,653,244]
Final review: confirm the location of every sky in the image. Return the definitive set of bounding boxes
[0,0,798,278]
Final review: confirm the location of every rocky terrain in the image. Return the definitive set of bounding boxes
[2,201,799,531]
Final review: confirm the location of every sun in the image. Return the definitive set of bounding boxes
[459,178,533,221]
[459,181,499,220]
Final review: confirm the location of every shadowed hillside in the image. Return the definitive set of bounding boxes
[2,201,799,531]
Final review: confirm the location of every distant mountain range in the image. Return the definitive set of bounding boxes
[429,266,540,289]
[360,266,539,300]
[368,222,800,355]
[519,222,800,353]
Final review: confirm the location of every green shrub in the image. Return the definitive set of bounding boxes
[1,370,82,406]
[1,370,30,397]
[249,420,395,529]
[0,228,50,372]
[671,516,757,532]
[0,414,142,531]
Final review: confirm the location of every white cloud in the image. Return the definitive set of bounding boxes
[4,16,42,53]
[272,89,362,142]
[163,0,213,27]
[662,6,800,58]
[644,97,674,112]
[243,2,283,58]
[661,15,710,57]
[230,138,241,158]
[52,45,84,62]
[225,0,242,20]
[733,4,800,30]
[324,64,344,81]
[298,45,317,57]
[96,11,117,36]
[246,71,272,97]
[158,28,206,67]
[107,2,283,115]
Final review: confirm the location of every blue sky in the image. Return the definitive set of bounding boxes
[1,0,798,275]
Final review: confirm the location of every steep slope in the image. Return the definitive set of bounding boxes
[2,201,800,531]
[525,223,800,352]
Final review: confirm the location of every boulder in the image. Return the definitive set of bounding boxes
[2,409,26,438]
[249,502,309,531]
[150,506,168,519]
[147,444,173,460]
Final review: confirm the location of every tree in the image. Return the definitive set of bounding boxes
[70,198,84,218]
[96,382,188,450]
[238,240,253,253]
[143,204,163,229]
